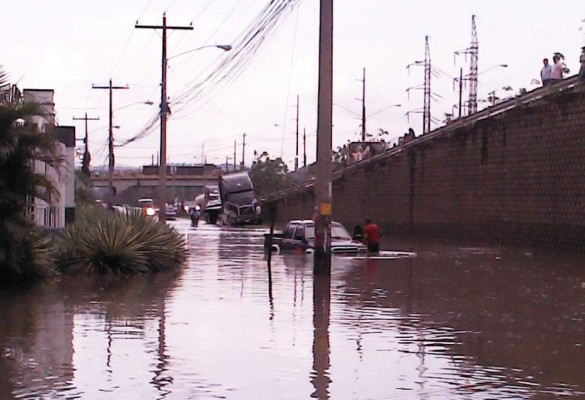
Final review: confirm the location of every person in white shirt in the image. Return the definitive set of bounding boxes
[540,58,552,86]
[550,55,563,84]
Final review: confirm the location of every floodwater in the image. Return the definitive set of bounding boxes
[1,220,585,399]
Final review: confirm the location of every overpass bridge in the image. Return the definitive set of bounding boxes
[261,76,585,251]
[89,173,218,205]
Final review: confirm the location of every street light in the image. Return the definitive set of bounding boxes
[167,44,232,61]
[479,64,508,75]
[115,100,154,110]
[367,103,401,118]
[158,43,232,222]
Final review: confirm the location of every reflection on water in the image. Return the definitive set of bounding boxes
[1,219,585,399]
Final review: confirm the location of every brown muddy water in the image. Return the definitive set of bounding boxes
[1,218,585,399]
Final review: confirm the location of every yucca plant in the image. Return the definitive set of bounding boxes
[55,206,187,275]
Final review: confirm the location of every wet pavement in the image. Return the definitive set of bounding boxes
[1,218,585,399]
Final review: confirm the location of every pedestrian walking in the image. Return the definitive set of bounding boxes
[540,58,552,86]
[363,218,382,254]
[579,46,585,81]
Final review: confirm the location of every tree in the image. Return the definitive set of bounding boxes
[0,67,62,285]
[249,151,294,196]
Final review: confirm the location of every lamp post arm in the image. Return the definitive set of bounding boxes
[168,44,232,60]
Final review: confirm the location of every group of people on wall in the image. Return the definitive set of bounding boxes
[540,47,585,86]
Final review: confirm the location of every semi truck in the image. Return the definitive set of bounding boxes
[218,171,262,226]
[194,185,222,224]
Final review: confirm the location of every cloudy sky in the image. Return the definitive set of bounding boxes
[4,0,585,169]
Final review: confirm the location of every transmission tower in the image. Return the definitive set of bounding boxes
[468,15,479,114]
[423,36,431,134]
[406,36,434,134]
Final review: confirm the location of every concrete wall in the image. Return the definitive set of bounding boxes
[266,80,585,250]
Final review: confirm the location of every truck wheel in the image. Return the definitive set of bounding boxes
[271,244,280,254]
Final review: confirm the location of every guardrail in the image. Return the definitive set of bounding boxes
[261,76,585,203]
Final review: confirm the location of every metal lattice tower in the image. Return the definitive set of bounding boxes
[423,36,431,134]
[467,15,479,114]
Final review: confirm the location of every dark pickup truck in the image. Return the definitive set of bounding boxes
[264,219,366,255]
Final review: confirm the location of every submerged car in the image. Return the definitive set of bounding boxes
[264,220,367,254]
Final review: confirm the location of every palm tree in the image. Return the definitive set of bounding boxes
[0,66,62,285]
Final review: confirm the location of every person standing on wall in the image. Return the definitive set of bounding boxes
[550,55,564,84]
[363,218,382,254]
[579,46,585,81]
[540,58,552,86]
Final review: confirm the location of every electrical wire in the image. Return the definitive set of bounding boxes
[119,0,303,148]
[279,1,301,158]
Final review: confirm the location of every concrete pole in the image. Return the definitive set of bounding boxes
[361,67,366,141]
[313,0,333,275]
[459,67,463,118]
[295,94,299,171]
[158,14,168,222]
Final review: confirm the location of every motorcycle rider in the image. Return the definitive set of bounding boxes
[190,205,201,226]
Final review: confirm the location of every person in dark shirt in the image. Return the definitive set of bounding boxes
[352,224,364,241]
[363,218,382,253]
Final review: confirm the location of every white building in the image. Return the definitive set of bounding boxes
[23,89,76,228]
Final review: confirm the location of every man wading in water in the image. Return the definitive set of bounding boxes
[363,218,382,254]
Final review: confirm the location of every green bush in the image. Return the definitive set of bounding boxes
[55,206,187,275]
[0,219,56,286]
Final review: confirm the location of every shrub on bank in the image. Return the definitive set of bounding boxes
[54,206,187,275]
[0,219,56,286]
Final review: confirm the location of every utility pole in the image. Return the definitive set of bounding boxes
[241,132,246,169]
[361,67,366,141]
[233,140,237,170]
[458,67,463,118]
[295,95,300,171]
[303,127,307,168]
[92,79,128,207]
[73,113,100,176]
[314,0,333,275]
[136,14,193,222]
[423,36,431,134]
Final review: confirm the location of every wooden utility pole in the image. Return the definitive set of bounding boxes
[92,80,128,207]
[295,94,300,171]
[361,67,366,141]
[73,113,100,176]
[313,0,333,275]
[136,14,193,222]
[303,127,307,168]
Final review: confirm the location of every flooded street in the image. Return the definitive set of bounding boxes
[1,219,585,399]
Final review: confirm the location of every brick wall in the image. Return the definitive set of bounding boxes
[266,80,585,250]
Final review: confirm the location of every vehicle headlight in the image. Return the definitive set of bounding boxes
[146,207,155,216]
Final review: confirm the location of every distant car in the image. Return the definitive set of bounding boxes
[264,220,367,254]
[165,204,177,220]
[137,198,157,217]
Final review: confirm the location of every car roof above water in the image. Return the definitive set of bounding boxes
[288,220,343,227]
